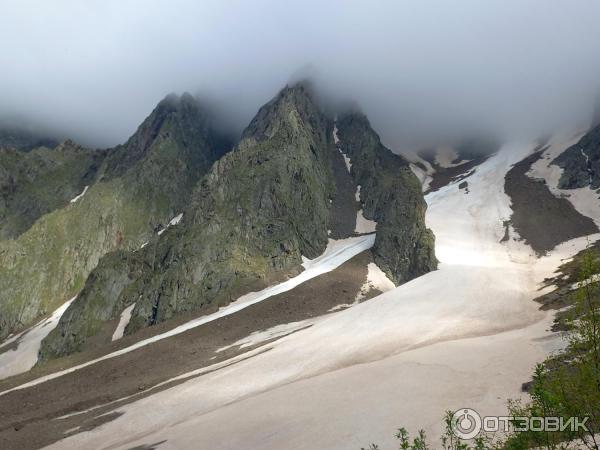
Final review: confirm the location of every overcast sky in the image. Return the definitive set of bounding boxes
[1,0,600,148]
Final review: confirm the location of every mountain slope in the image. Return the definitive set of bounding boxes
[0,94,231,340]
[0,141,103,239]
[40,84,436,360]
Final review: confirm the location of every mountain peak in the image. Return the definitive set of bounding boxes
[240,81,322,142]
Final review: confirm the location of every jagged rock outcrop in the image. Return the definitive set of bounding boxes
[552,124,600,189]
[336,113,437,283]
[40,84,437,360]
[0,93,231,340]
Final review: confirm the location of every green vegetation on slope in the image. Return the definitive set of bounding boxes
[0,93,231,340]
[0,140,104,239]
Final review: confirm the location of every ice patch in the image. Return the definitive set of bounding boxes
[111,304,136,341]
[0,296,77,380]
[69,186,88,203]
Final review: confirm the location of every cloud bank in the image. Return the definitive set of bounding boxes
[1,0,600,148]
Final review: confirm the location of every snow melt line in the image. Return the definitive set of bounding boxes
[69,186,88,203]
[0,234,375,396]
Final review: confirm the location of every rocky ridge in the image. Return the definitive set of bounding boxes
[39,84,437,360]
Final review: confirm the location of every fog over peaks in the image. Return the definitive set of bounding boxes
[1,0,600,149]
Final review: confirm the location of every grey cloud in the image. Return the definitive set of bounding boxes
[1,0,600,149]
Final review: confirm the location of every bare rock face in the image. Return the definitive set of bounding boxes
[335,112,437,284]
[552,124,600,189]
[39,84,437,360]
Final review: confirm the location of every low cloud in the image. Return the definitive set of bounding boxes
[1,0,600,149]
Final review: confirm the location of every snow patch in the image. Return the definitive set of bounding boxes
[355,262,395,302]
[355,209,377,234]
[1,234,375,395]
[327,303,355,312]
[216,320,313,353]
[339,149,352,173]
[528,129,600,227]
[45,143,600,450]
[169,213,183,226]
[333,122,352,173]
[111,304,136,341]
[403,150,435,191]
[0,296,77,380]
[157,213,184,236]
[355,185,361,202]
[69,186,88,203]
[365,262,395,292]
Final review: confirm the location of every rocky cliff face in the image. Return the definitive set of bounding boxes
[0,94,231,340]
[39,84,437,360]
[552,125,600,189]
[335,113,437,283]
